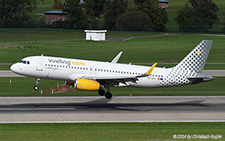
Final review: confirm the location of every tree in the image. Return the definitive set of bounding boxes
[83,0,106,18]
[223,16,225,33]
[134,0,145,5]
[40,0,44,5]
[116,10,152,31]
[0,0,36,27]
[63,0,89,29]
[174,3,194,32]
[136,0,168,31]
[53,0,63,10]
[126,0,138,11]
[104,0,127,29]
[175,0,219,32]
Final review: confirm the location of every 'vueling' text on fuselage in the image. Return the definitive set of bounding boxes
[48,59,85,66]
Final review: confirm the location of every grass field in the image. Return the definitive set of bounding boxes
[0,29,225,68]
[1,77,224,96]
[0,123,224,140]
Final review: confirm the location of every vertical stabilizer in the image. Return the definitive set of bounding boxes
[174,40,212,74]
[158,40,213,88]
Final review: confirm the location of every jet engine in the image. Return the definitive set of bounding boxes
[67,79,101,91]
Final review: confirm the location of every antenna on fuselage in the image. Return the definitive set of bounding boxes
[41,54,44,56]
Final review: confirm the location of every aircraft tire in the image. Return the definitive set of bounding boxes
[34,85,39,91]
[105,92,112,99]
[98,89,105,96]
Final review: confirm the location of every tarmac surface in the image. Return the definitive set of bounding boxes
[1,70,225,77]
[0,96,225,123]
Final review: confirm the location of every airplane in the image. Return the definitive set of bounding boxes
[10,40,213,99]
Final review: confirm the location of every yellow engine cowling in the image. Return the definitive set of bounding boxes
[74,79,100,91]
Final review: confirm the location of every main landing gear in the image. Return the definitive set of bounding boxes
[34,78,40,91]
[98,88,112,99]
[105,92,112,99]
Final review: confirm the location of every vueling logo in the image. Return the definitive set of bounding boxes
[70,60,85,66]
[48,59,85,66]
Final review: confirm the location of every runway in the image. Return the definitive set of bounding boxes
[0,96,225,123]
[0,70,225,77]
[0,71,24,77]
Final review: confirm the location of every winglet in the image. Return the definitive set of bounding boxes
[111,51,123,64]
[145,63,157,75]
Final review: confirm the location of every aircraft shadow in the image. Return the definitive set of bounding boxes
[0,98,222,113]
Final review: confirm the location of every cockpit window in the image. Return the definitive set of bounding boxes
[19,60,30,65]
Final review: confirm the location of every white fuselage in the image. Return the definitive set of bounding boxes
[10,40,214,96]
[10,56,173,88]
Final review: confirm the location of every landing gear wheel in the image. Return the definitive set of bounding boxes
[98,89,105,96]
[34,78,40,91]
[34,85,39,91]
[105,92,112,99]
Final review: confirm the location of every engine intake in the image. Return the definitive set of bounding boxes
[67,79,101,91]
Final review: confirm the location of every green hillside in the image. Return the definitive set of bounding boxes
[31,0,225,32]
[166,0,225,32]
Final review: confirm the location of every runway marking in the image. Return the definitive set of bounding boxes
[0,96,225,99]
[1,120,225,124]
[0,96,225,123]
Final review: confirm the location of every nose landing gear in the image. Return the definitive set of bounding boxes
[34,78,40,91]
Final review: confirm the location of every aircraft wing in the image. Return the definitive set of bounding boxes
[80,75,137,87]
[74,63,157,87]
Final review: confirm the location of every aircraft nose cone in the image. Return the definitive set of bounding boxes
[10,64,15,72]
[10,64,19,73]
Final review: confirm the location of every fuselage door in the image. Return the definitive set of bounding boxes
[36,58,43,71]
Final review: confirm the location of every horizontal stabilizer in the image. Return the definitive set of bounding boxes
[187,74,213,84]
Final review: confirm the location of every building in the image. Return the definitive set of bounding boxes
[84,30,107,41]
[44,10,67,23]
[158,0,169,8]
